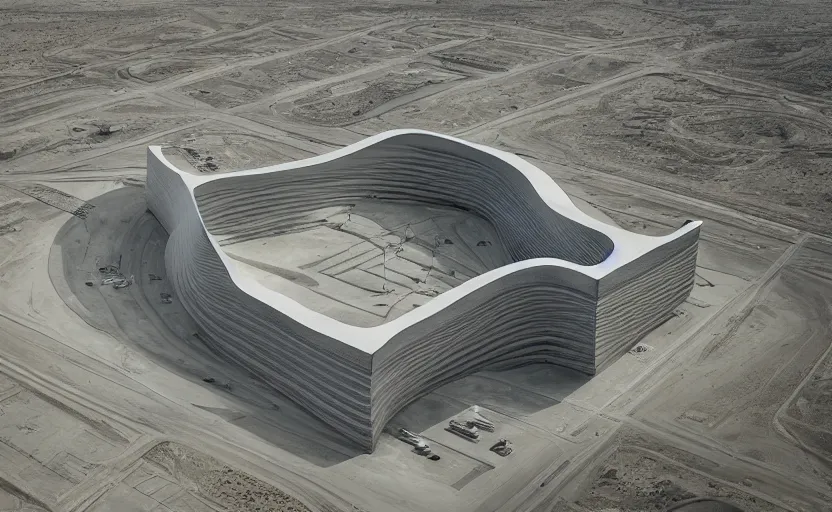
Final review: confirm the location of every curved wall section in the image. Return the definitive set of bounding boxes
[193,134,615,266]
[145,129,701,451]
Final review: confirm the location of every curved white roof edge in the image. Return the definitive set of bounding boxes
[149,129,701,354]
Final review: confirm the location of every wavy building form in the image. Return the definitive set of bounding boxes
[146,130,700,451]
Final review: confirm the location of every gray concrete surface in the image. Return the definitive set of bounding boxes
[145,130,699,450]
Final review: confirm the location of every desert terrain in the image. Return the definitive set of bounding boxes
[0,0,831,511]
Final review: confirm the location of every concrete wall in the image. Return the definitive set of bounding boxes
[145,131,700,452]
[192,134,614,266]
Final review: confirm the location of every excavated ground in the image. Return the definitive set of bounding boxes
[0,1,831,511]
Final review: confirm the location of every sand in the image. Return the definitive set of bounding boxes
[0,0,831,511]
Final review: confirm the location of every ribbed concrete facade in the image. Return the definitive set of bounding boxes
[146,130,700,451]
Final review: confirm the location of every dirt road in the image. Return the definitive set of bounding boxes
[0,1,830,511]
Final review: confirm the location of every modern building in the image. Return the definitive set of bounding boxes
[146,130,700,451]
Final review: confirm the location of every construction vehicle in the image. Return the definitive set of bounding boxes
[98,265,119,275]
[446,420,480,442]
[99,264,133,289]
[398,428,431,455]
[489,438,513,457]
[468,406,495,432]
[113,275,134,289]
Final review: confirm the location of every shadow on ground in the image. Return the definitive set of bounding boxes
[51,186,592,467]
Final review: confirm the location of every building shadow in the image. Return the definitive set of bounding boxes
[52,186,594,468]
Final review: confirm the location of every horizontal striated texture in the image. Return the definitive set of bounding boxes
[193,135,614,266]
[145,129,701,451]
[371,266,599,443]
[595,228,699,372]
